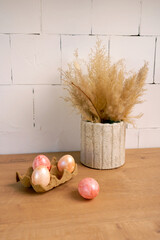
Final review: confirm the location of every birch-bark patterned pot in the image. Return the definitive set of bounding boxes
[81,120,126,169]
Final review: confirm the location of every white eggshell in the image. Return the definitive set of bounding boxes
[31,166,50,187]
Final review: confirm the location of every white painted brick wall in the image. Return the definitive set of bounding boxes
[139,128,160,148]
[133,84,160,129]
[110,36,155,83]
[34,86,80,151]
[42,0,91,34]
[141,0,160,35]
[0,86,33,131]
[0,35,11,84]
[92,0,140,35]
[0,86,81,154]
[0,0,160,154]
[126,129,139,149]
[11,35,61,84]
[155,37,160,83]
[0,0,40,33]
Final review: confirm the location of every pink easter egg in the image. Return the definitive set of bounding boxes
[57,155,75,173]
[78,178,99,200]
[31,166,50,187]
[32,155,51,170]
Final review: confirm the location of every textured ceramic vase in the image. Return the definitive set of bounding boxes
[81,120,126,169]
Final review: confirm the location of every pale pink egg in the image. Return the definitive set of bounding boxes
[57,155,75,173]
[31,166,50,187]
[78,178,99,200]
[32,155,51,170]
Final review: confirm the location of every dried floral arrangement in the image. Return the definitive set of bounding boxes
[61,40,148,125]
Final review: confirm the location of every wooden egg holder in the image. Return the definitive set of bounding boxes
[16,157,78,193]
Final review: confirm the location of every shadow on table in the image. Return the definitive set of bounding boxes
[8,182,37,195]
[9,183,91,200]
[70,189,87,202]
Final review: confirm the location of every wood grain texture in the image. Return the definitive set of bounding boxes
[0,149,160,240]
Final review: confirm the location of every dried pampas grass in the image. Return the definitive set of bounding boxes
[61,40,148,124]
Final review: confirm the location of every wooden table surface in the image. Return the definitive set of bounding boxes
[0,148,160,240]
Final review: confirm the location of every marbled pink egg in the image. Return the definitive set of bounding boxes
[57,155,75,173]
[32,155,51,170]
[31,166,50,187]
[78,178,99,199]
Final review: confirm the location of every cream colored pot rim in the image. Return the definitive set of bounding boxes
[82,120,124,126]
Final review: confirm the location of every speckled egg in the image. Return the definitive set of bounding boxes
[78,178,99,199]
[57,155,75,173]
[31,166,50,187]
[32,155,51,170]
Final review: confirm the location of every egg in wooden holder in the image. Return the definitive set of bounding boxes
[16,157,78,193]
